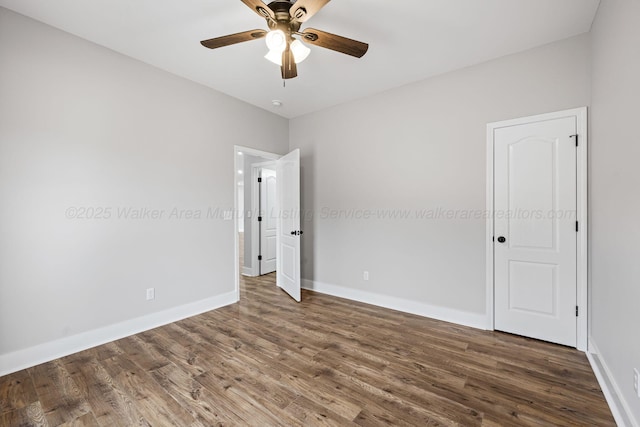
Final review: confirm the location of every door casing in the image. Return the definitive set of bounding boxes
[485,107,588,351]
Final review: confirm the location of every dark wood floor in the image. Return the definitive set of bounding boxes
[0,273,614,426]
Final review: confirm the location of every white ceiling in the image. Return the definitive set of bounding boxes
[0,0,600,118]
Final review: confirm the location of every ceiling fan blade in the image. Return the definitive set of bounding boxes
[201,29,267,49]
[240,0,275,20]
[290,0,331,23]
[281,45,298,79]
[301,28,368,58]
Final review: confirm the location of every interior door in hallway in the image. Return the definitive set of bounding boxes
[259,168,277,275]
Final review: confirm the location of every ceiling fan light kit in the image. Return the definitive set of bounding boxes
[200,0,369,80]
[262,28,310,65]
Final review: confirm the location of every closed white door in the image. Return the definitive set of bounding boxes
[276,149,301,302]
[259,168,277,274]
[494,117,577,346]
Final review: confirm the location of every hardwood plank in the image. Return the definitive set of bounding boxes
[137,329,206,378]
[216,308,329,358]
[354,406,418,427]
[312,362,455,426]
[69,358,143,426]
[226,344,366,420]
[28,361,91,425]
[58,412,100,427]
[194,369,298,426]
[284,394,358,426]
[0,369,38,414]
[151,362,240,426]
[75,341,124,362]
[308,350,482,426]
[0,401,49,427]
[112,334,171,372]
[101,356,203,427]
[198,348,300,410]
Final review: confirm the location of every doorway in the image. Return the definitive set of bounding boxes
[485,108,588,350]
[236,148,279,280]
[234,146,302,302]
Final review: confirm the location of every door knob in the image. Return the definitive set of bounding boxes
[290,231,296,235]
[497,236,506,243]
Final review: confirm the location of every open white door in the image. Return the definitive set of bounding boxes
[276,149,301,302]
[259,168,277,275]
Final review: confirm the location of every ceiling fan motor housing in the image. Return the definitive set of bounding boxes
[267,1,301,34]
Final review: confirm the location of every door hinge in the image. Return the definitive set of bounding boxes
[258,216,262,222]
[257,177,262,183]
[258,255,262,261]
[576,306,579,317]
[571,134,579,146]
[576,221,579,232]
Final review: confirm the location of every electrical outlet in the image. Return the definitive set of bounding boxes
[363,271,369,281]
[634,368,639,397]
[146,288,155,301]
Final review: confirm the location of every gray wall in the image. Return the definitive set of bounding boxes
[290,34,591,317]
[0,8,288,355]
[590,0,640,423]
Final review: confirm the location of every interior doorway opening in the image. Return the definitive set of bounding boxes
[235,147,281,286]
[234,146,302,303]
[253,163,277,276]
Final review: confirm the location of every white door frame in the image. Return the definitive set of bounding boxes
[485,107,588,351]
[234,145,281,302]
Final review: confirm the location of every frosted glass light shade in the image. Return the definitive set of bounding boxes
[265,30,286,52]
[290,40,311,64]
[265,48,283,66]
[265,39,311,66]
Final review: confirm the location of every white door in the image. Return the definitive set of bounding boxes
[494,117,577,347]
[276,149,301,302]
[259,168,277,274]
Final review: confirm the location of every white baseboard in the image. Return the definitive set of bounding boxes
[0,291,238,377]
[587,337,639,427]
[301,279,486,330]
[241,267,257,277]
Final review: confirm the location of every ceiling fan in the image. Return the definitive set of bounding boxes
[200,0,369,79]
